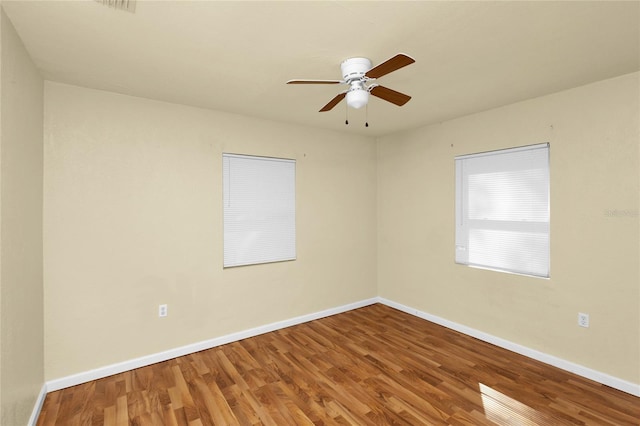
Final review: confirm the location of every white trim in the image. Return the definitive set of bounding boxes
[223,153,295,163]
[378,297,640,397]
[46,298,379,392]
[454,142,549,160]
[44,296,640,398]
[27,383,48,426]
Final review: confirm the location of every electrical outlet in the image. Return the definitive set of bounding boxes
[159,304,168,317]
[578,312,589,328]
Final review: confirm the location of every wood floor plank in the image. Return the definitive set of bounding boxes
[37,304,640,425]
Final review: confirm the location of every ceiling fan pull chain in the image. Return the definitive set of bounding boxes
[345,101,349,125]
[365,104,369,127]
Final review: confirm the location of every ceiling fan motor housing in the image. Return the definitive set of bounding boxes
[340,57,372,82]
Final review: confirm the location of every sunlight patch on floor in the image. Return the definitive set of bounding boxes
[479,383,549,425]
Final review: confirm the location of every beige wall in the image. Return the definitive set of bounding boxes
[43,74,640,388]
[43,82,378,380]
[378,72,640,384]
[0,8,44,425]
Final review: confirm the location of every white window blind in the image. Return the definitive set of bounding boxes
[223,154,296,268]
[455,143,549,278]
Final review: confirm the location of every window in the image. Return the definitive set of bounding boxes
[223,154,296,268]
[455,143,549,278]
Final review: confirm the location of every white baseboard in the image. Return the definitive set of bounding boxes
[46,297,379,392]
[45,296,640,398]
[377,297,640,397]
[27,383,48,426]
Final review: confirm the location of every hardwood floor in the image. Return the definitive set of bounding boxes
[37,304,639,425]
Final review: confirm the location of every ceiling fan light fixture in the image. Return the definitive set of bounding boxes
[346,89,369,109]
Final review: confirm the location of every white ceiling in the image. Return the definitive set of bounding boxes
[3,0,639,137]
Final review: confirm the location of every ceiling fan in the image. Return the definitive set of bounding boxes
[287,53,415,113]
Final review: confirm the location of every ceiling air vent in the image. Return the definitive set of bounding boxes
[94,0,136,13]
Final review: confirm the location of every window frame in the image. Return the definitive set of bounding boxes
[222,153,296,268]
[454,143,550,278]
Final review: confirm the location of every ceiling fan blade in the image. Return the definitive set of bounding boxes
[370,85,412,106]
[365,53,415,79]
[287,79,343,84]
[319,92,346,112]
